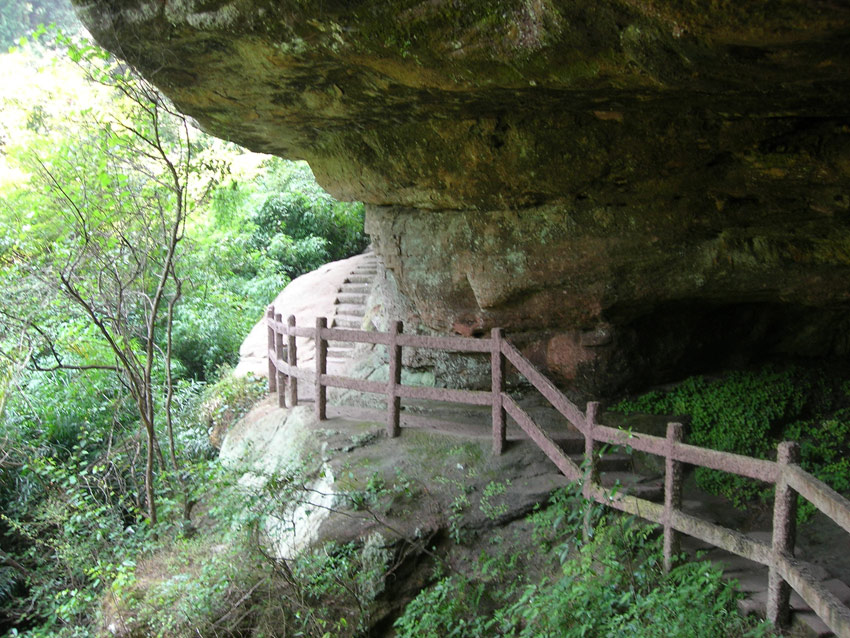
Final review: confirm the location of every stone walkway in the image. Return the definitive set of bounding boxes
[238,253,849,637]
[327,249,378,364]
[325,391,850,637]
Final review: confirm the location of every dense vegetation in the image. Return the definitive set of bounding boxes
[77,471,774,638]
[613,364,850,515]
[0,33,365,636]
[0,0,78,50]
[392,487,770,638]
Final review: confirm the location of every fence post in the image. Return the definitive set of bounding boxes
[274,312,285,408]
[287,315,298,407]
[767,441,800,629]
[315,317,327,421]
[663,422,684,572]
[583,401,600,542]
[387,320,402,438]
[491,328,506,455]
[266,305,276,394]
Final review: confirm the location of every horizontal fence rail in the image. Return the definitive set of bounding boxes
[266,305,850,637]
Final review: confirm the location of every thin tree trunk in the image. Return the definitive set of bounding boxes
[142,414,158,527]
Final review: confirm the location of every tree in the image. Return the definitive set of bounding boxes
[0,0,80,49]
[0,40,199,525]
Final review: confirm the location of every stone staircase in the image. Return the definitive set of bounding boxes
[703,540,850,637]
[327,250,378,365]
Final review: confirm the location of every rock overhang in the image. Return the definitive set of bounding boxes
[72,0,850,392]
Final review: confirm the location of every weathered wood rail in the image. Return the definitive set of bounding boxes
[266,306,850,637]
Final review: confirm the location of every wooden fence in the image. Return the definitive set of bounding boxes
[266,306,850,637]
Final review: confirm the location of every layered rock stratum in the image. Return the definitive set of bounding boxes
[73,0,850,392]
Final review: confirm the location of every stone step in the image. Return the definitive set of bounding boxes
[346,274,374,284]
[788,578,850,637]
[334,303,365,314]
[333,316,363,329]
[792,611,834,637]
[353,268,378,275]
[340,283,371,293]
[569,452,632,473]
[737,590,837,637]
[336,292,367,304]
[555,435,586,455]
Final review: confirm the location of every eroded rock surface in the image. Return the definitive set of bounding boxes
[73,0,850,392]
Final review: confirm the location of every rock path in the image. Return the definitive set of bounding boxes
[330,393,849,637]
[327,249,378,364]
[236,254,848,638]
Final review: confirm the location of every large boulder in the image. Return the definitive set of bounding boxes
[73,0,850,392]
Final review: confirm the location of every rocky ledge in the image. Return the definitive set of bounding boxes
[73,0,850,392]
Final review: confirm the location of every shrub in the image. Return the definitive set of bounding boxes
[170,289,259,381]
[199,370,266,449]
[613,365,850,513]
[614,367,812,506]
[394,575,491,638]
[250,186,367,278]
[266,234,330,278]
[395,487,771,638]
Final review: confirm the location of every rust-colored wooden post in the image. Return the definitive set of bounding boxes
[266,305,276,394]
[315,317,327,420]
[287,315,298,407]
[387,320,402,438]
[491,328,506,455]
[663,422,684,572]
[767,441,800,629]
[274,312,285,408]
[583,401,600,542]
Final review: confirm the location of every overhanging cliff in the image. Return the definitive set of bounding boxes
[72,0,850,392]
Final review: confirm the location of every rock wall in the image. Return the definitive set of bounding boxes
[73,0,850,392]
[367,201,850,392]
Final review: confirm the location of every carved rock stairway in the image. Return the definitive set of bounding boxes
[327,251,378,364]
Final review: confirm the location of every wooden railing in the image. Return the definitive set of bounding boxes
[266,306,850,637]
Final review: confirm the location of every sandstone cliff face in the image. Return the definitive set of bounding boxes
[73,0,850,391]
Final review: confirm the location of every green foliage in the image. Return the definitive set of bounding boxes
[199,370,266,447]
[479,479,510,520]
[114,537,254,638]
[292,534,391,632]
[394,575,491,638]
[0,28,370,638]
[785,411,850,519]
[171,298,246,381]
[396,486,770,638]
[100,460,393,638]
[1,450,153,637]
[248,164,367,279]
[501,520,764,638]
[615,368,806,506]
[613,366,850,512]
[0,0,79,50]
[266,234,331,278]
